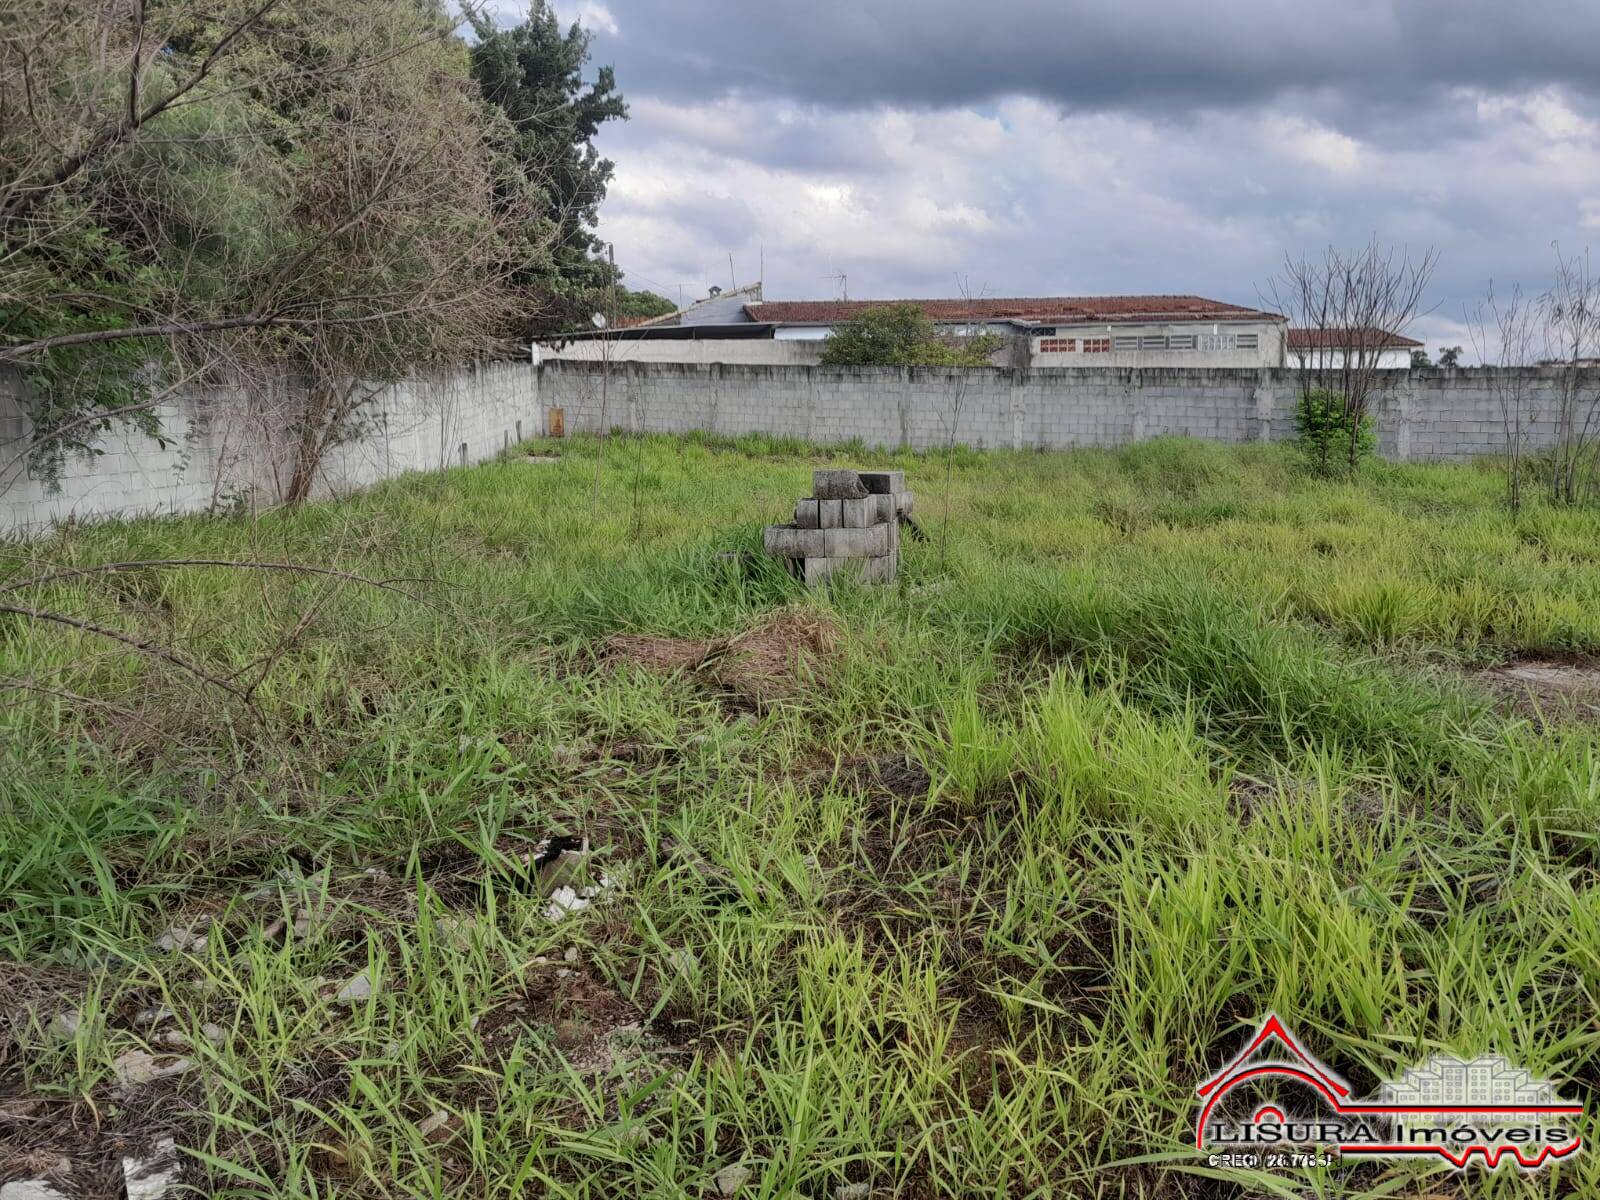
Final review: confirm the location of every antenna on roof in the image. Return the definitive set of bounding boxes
[825,269,848,301]
[728,253,737,290]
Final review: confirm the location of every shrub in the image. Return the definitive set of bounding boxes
[1294,388,1374,476]
[819,303,1002,367]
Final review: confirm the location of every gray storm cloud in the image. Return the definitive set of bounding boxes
[518,0,1600,357]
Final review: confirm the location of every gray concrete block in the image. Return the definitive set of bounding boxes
[896,490,915,516]
[764,525,826,558]
[870,493,896,523]
[817,498,843,528]
[858,470,905,494]
[840,497,874,528]
[802,556,844,587]
[824,523,890,558]
[794,499,819,528]
[813,469,868,499]
[862,554,897,583]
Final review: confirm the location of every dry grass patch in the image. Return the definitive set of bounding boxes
[600,608,840,707]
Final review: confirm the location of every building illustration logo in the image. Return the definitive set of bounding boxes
[1196,1015,1583,1171]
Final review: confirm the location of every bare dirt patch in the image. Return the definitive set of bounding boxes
[601,609,839,707]
[1478,657,1600,723]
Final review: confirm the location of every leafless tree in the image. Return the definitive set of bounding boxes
[1265,240,1438,471]
[1467,281,1540,513]
[1540,245,1600,506]
[936,371,967,574]
[589,245,619,517]
[934,274,991,572]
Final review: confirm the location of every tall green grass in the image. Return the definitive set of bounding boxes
[3,434,1599,1197]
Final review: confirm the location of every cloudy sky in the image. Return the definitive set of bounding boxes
[511,1,1600,357]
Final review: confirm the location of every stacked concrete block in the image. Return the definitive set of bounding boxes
[763,468,913,586]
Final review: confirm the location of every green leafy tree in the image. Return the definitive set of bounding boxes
[1410,347,1433,368]
[2,0,524,499]
[470,3,628,337]
[615,289,678,320]
[1437,345,1463,368]
[1294,388,1374,477]
[819,304,1001,366]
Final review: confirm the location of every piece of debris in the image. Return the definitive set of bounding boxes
[416,1109,460,1145]
[835,1184,871,1200]
[335,970,375,1003]
[714,1164,752,1197]
[544,878,609,921]
[152,923,208,954]
[563,945,580,963]
[525,834,612,919]
[525,454,561,465]
[1,1180,71,1200]
[122,1138,181,1200]
[534,835,593,894]
[133,1006,174,1028]
[112,1049,193,1087]
[45,1010,80,1042]
[435,914,476,949]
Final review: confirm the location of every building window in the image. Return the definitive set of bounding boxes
[1203,333,1239,352]
[1038,337,1078,352]
[1236,333,1259,350]
[1113,336,1139,351]
[1082,338,1111,353]
[1168,334,1197,350]
[1139,335,1167,350]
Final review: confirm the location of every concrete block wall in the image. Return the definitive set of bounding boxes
[1,362,538,534]
[7,358,1598,535]
[543,360,1599,463]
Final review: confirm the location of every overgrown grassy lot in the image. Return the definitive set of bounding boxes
[4,434,1600,1199]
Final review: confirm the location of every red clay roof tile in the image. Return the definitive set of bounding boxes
[746,295,1282,325]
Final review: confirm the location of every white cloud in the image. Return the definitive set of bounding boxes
[1478,89,1598,142]
[1268,116,1365,175]
[592,84,1600,339]
[571,2,618,36]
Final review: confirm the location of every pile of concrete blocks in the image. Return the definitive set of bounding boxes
[763,468,913,586]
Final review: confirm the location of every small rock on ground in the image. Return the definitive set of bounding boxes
[123,1138,181,1200]
[834,1184,870,1200]
[1,1181,72,1200]
[714,1164,751,1196]
[335,970,374,1002]
[416,1109,460,1144]
[152,924,208,953]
